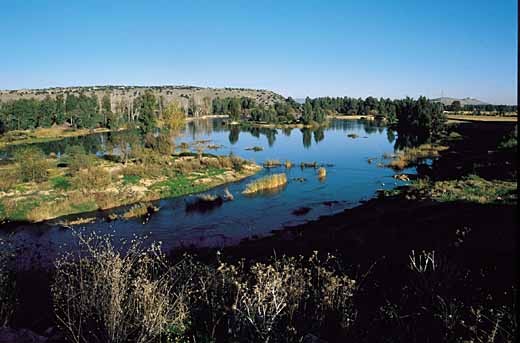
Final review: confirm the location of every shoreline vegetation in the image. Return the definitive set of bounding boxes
[0,139,261,222]
[0,87,517,341]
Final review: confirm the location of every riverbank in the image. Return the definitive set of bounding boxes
[328,114,376,120]
[224,120,516,260]
[0,126,115,150]
[446,113,517,123]
[185,114,229,122]
[0,153,261,223]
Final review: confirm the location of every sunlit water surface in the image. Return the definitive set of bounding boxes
[1,119,413,261]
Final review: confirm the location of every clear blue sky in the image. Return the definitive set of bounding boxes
[0,0,517,104]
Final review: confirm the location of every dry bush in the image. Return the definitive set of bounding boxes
[73,167,112,191]
[173,158,202,175]
[317,167,327,178]
[0,169,18,192]
[178,252,357,343]
[387,144,449,170]
[52,231,188,343]
[0,238,15,327]
[216,156,233,169]
[243,173,287,195]
[201,157,224,170]
[123,162,163,179]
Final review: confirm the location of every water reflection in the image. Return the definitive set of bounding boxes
[1,118,418,252]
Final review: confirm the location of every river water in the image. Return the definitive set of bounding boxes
[1,119,413,259]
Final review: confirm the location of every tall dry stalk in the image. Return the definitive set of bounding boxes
[51,231,188,343]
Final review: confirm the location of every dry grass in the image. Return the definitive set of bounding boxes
[317,167,327,178]
[0,238,15,327]
[52,231,188,343]
[0,168,18,192]
[263,160,282,168]
[243,173,287,195]
[121,202,157,219]
[446,114,517,123]
[284,160,293,169]
[387,144,449,170]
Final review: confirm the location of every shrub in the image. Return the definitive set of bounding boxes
[0,169,18,192]
[0,238,15,327]
[52,231,188,343]
[73,167,111,190]
[65,145,96,174]
[50,176,72,190]
[13,146,50,182]
[179,252,357,342]
[122,174,141,185]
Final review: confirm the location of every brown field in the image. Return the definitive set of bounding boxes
[446,114,517,123]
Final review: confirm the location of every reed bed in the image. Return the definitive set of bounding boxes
[263,160,282,168]
[317,167,327,178]
[243,173,287,194]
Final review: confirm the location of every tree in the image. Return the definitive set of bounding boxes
[229,98,241,121]
[101,93,112,127]
[55,94,66,124]
[450,100,462,113]
[39,96,56,127]
[163,101,185,130]
[134,91,157,133]
[302,98,313,124]
[14,146,49,182]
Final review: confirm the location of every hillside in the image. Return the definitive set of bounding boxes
[0,85,286,117]
[431,97,489,106]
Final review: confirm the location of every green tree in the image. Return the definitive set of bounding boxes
[39,96,56,127]
[55,94,66,124]
[302,98,313,124]
[101,93,112,127]
[134,91,157,133]
[14,146,49,182]
[450,100,462,112]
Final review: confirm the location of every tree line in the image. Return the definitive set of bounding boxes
[0,92,473,143]
[446,100,517,114]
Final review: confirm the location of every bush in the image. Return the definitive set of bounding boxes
[13,146,50,182]
[52,232,188,343]
[73,167,111,190]
[177,252,357,342]
[64,145,96,174]
[0,169,18,191]
[50,176,72,191]
[0,238,15,327]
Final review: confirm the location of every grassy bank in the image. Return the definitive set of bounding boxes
[0,126,114,149]
[0,149,260,222]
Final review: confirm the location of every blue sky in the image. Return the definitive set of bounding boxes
[0,0,517,104]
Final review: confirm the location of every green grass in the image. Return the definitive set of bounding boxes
[123,174,141,185]
[7,198,41,221]
[50,176,72,191]
[70,201,98,213]
[413,175,517,204]
[151,175,206,197]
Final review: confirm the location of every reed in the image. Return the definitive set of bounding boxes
[263,160,282,168]
[317,167,327,178]
[243,173,287,194]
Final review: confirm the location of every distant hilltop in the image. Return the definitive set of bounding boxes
[431,97,489,106]
[0,85,286,113]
